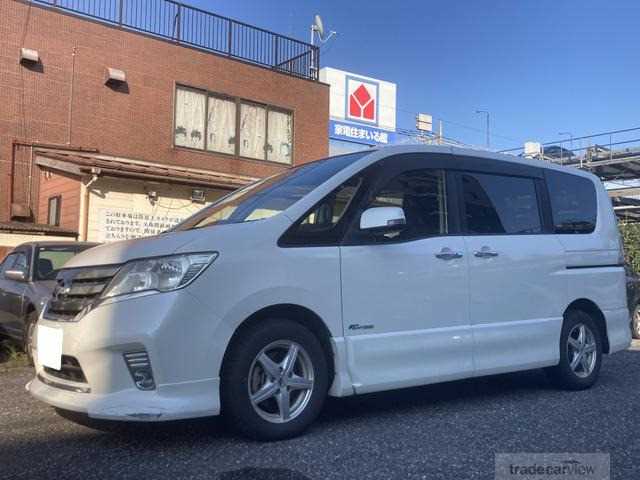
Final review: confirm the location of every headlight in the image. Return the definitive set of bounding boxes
[102,252,218,299]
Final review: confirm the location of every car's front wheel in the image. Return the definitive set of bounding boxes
[632,304,640,340]
[23,310,38,365]
[545,309,603,390]
[221,319,329,441]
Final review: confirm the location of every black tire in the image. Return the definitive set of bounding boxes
[23,310,38,366]
[632,304,640,340]
[545,309,603,390]
[221,319,329,441]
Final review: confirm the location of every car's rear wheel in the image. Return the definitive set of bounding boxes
[632,304,640,340]
[545,309,602,390]
[221,319,329,441]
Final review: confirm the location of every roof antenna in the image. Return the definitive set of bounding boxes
[310,14,337,45]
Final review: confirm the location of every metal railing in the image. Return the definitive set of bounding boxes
[32,0,320,80]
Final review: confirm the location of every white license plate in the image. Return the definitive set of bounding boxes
[37,325,63,370]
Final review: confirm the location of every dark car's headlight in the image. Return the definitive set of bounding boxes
[101,253,218,299]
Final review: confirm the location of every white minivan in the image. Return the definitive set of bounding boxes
[28,145,631,440]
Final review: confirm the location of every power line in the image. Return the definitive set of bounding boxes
[498,126,640,153]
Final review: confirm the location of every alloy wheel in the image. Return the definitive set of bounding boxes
[247,340,314,424]
[567,323,597,378]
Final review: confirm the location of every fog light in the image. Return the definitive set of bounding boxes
[123,351,156,391]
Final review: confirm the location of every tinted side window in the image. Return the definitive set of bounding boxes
[461,172,542,235]
[545,170,597,234]
[365,169,448,242]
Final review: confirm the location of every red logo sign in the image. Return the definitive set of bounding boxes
[349,83,375,122]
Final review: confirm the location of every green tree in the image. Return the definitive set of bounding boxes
[619,221,640,273]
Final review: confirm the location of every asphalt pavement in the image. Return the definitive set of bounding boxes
[1,342,639,480]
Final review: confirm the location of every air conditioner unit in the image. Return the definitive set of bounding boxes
[191,189,206,203]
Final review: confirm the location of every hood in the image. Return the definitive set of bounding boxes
[63,214,292,268]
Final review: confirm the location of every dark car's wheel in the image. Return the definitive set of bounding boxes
[545,309,603,390]
[23,310,38,365]
[632,304,640,340]
[221,319,329,441]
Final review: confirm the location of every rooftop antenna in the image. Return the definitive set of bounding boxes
[311,14,337,45]
[309,15,336,78]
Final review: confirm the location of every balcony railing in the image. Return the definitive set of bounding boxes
[32,0,320,81]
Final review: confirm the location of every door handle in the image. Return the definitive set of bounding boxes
[435,248,463,260]
[474,246,498,258]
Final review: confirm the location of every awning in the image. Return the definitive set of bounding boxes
[34,149,258,190]
[0,221,77,237]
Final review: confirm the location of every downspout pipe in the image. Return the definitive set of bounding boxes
[82,169,100,241]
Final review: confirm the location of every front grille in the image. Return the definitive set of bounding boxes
[44,355,87,383]
[44,265,120,321]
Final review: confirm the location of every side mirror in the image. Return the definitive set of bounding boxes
[4,270,26,282]
[360,206,406,231]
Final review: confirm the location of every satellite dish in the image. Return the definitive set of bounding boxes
[314,14,325,38]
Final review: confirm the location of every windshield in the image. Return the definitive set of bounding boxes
[175,151,371,231]
[34,245,95,281]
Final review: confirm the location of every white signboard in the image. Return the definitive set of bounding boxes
[98,208,187,242]
[319,67,397,132]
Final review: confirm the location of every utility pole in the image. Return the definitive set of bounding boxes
[476,110,490,149]
[558,132,574,165]
[559,131,574,149]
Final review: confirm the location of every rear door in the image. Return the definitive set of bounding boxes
[340,155,473,394]
[458,169,567,375]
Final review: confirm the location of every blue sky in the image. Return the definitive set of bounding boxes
[188,0,640,151]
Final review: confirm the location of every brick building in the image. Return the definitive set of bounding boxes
[0,0,329,258]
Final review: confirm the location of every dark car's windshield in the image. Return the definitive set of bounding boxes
[34,245,95,281]
[175,151,370,231]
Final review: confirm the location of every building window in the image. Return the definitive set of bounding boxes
[174,87,206,150]
[207,96,236,155]
[174,85,293,164]
[240,102,267,160]
[47,196,61,226]
[267,109,293,164]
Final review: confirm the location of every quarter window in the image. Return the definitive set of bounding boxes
[545,170,597,234]
[174,86,293,164]
[366,169,448,241]
[461,172,542,235]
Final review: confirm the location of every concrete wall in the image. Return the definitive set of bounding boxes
[85,177,227,242]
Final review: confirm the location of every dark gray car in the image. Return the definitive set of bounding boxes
[0,241,99,361]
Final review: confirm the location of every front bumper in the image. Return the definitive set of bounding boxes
[27,374,219,421]
[28,290,222,421]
